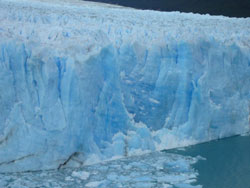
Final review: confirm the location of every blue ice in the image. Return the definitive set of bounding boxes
[0,0,250,172]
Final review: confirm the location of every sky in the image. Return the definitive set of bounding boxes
[86,0,250,18]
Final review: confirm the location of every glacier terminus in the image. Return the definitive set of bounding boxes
[0,0,250,173]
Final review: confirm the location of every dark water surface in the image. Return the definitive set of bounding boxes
[85,0,250,18]
[167,135,250,188]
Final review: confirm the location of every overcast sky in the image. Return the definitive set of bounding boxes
[86,0,250,17]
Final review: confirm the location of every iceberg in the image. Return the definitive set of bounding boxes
[0,0,250,172]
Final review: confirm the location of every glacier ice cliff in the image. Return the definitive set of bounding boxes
[0,0,250,172]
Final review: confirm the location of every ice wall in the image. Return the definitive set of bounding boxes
[0,0,250,172]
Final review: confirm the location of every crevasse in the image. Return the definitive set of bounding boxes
[0,0,250,172]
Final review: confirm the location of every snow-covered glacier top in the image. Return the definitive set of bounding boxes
[1,0,250,50]
[0,0,250,172]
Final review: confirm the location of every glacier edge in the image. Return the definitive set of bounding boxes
[0,0,250,172]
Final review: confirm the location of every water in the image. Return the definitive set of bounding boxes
[169,134,250,188]
[0,135,249,188]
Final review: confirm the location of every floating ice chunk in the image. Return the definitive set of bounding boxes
[163,184,173,188]
[149,98,160,104]
[107,173,118,181]
[174,183,202,188]
[116,175,131,182]
[65,176,74,181]
[134,176,154,182]
[85,181,105,187]
[71,171,90,180]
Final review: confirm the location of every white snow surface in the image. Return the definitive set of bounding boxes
[0,0,250,49]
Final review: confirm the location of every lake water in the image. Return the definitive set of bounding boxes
[169,134,250,188]
[0,135,249,188]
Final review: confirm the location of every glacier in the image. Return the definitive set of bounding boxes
[0,0,250,172]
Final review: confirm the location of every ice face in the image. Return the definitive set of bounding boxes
[0,0,250,172]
